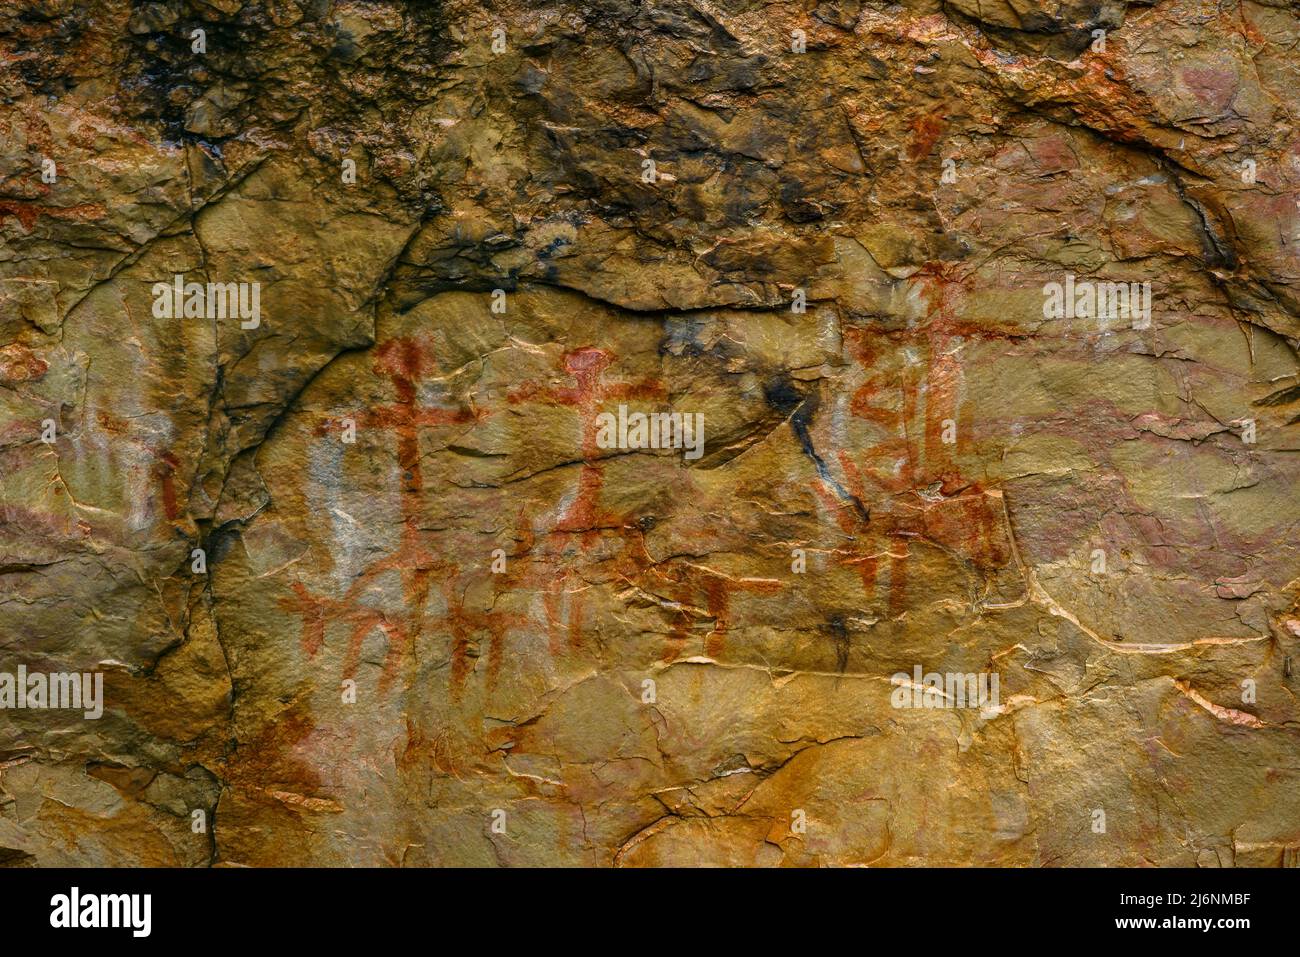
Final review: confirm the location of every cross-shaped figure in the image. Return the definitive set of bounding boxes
[505,345,667,653]
[283,336,483,688]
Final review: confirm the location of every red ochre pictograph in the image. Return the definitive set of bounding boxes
[282,287,1020,696]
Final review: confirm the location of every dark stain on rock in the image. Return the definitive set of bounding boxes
[773,378,870,524]
[822,613,851,673]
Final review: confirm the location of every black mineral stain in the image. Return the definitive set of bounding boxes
[108,0,449,212]
[762,375,803,415]
[822,614,851,674]
[767,376,869,524]
[206,524,241,566]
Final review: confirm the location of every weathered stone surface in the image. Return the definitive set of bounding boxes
[0,0,1297,866]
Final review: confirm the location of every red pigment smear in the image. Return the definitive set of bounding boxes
[0,201,105,232]
[650,563,781,659]
[0,344,48,383]
[154,450,180,520]
[444,578,529,697]
[285,583,326,656]
[908,110,946,162]
[846,330,900,429]
[1179,67,1237,115]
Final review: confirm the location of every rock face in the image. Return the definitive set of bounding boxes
[1,0,1298,868]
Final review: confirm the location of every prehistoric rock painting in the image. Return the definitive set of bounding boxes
[1,0,1298,870]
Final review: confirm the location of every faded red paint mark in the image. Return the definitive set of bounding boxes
[280,570,419,691]
[908,109,946,162]
[444,574,530,693]
[1179,67,1238,116]
[645,560,782,661]
[0,343,48,384]
[154,450,180,521]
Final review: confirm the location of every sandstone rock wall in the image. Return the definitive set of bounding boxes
[1,0,1297,866]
